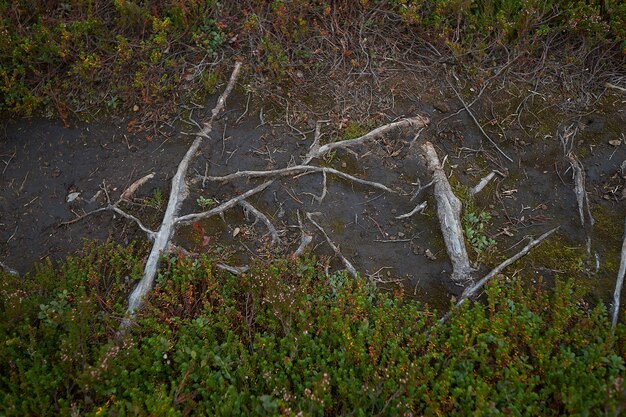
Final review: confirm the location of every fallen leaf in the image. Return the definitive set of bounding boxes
[66,192,80,203]
[233,227,241,237]
[609,139,622,147]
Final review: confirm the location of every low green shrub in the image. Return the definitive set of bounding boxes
[1,242,625,416]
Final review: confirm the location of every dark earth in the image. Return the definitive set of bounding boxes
[1,90,624,310]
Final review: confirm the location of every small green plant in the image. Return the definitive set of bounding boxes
[196,195,216,209]
[464,210,496,253]
[147,188,164,210]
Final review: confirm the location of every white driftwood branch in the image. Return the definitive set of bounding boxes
[216,263,249,275]
[460,226,559,303]
[200,165,395,193]
[470,171,496,196]
[239,200,280,245]
[439,226,559,323]
[611,218,626,330]
[110,206,157,240]
[421,141,474,282]
[316,115,429,157]
[124,61,242,320]
[448,80,513,163]
[175,181,273,225]
[121,173,155,201]
[396,201,427,219]
[306,212,358,278]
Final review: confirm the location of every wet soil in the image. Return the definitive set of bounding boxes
[1,92,624,310]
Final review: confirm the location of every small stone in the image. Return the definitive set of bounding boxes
[66,192,80,203]
[398,232,405,238]
[133,104,140,112]
[609,139,622,147]
[341,162,347,168]
[233,227,241,237]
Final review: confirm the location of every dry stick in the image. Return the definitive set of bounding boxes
[176,180,272,225]
[292,211,313,258]
[611,218,626,331]
[605,82,626,93]
[316,115,429,157]
[448,82,513,163]
[216,263,249,275]
[440,226,560,324]
[200,165,396,193]
[59,181,157,240]
[124,61,242,321]
[421,141,475,282]
[0,261,19,276]
[306,212,358,278]
[121,173,155,201]
[470,171,496,196]
[239,200,281,245]
[396,201,427,219]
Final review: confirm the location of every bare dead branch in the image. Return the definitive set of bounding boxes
[439,226,559,323]
[216,263,249,275]
[316,115,429,157]
[421,142,475,282]
[124,61,242,321]
[396,201,427,219]
[306,212,358,278]
[292,211,313,258]
[611,218,626,331]
[200,165,396,193]
[448,80,513,163]
[121,173,155,201]
[176,181,273,225]
[461,226,559,302]
[240,200,281,245]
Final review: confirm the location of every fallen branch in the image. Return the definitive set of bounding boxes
[124,61,242,321]
[440,226,559,323]
[421,142,474,282]
[240,200,281,245]
[396,201,427,219]
[176,180,273,225]
[306,212,358,278]
[199,165,395,193]
[611,218,626,331]
[291,211,313,258]
[470,171,496,196]
[59,180,157,240]
[316,115,429,157]
[448,80,513,163]
[0,261,19,276]
[121,173,155,201]
[216,263,249,275]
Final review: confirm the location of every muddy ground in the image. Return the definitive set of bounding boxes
[1,89,624,309]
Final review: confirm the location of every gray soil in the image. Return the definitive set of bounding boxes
[1,91,624,310]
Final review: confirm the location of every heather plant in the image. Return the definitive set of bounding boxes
[1,242,625,416]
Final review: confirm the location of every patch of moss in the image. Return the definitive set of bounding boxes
[518,233,587,279]
[341,121,370,140]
